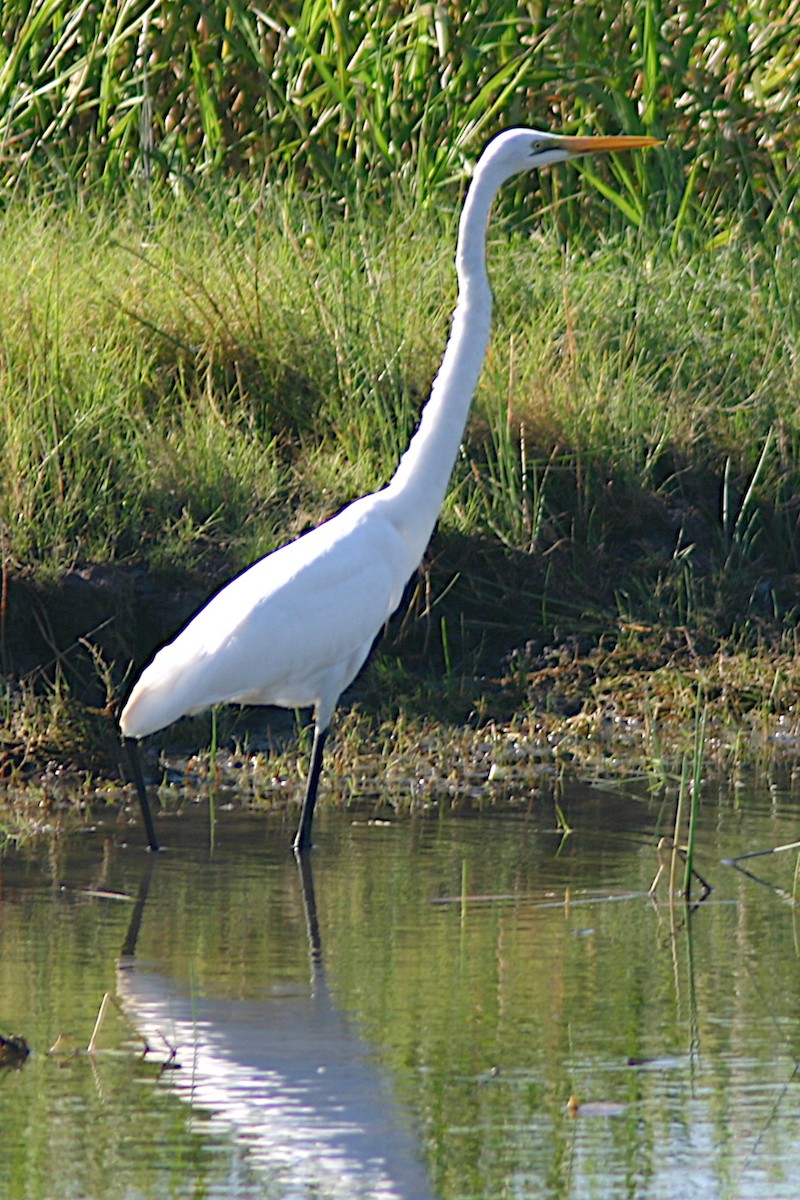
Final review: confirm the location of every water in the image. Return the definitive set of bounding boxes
[1,777,800,1199]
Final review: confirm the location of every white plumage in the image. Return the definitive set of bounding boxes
[121,127,657,853]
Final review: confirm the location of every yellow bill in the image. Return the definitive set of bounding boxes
[559,134,661,154]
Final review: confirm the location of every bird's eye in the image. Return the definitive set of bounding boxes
[529,140,545,156]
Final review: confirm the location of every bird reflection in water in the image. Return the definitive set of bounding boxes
[117,854,434,1200]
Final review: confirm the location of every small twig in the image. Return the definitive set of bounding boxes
[724,840,800,865]
[723,859,797,905]
[87,992,149,1056]
[650,836,712,905]
[722,841,800,905]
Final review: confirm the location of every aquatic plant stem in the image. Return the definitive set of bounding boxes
[683,693,707,899]
[669,760,687,900]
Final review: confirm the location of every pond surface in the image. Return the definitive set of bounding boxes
[1,775,800,1199]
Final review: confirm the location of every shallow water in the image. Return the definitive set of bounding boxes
[1,776,800,1199]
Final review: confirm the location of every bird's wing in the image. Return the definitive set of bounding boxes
[122,501,411,736]
[208,507,406,699]
[220,526,401,705]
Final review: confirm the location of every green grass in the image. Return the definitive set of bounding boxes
[1,0,800,786]
[1,186,798,617]
[0,0,794,245]
[0,1,797,242]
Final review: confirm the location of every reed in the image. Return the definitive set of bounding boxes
[1,1,799,777]
[1,190,799,632]
[682,690,707,900]
[0,1,796,244]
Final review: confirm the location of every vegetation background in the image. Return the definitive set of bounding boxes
[1,0,800,775]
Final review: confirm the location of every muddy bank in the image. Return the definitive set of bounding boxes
[3,441,793,714]
[1,505,799,801]
[2,564,210,705]
[0,530,562,712]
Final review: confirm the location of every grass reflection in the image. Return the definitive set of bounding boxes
[0,787,800,1198]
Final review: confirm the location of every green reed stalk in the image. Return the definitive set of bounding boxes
[0,0,796,242]
[683,690,707,900]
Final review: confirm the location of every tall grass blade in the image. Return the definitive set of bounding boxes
[683,690,706,900]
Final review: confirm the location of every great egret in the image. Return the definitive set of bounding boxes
[121,127,658,854]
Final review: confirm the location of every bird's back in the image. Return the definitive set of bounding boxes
[120,492,412,739]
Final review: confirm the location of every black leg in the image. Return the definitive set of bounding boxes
[120,855,156,957]
[295,850,322,966]
[123,737,160,852]
[293,726,327,855]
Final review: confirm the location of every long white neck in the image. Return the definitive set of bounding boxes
[382,161,504,554]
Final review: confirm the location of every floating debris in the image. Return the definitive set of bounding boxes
[0,1032,29,1069]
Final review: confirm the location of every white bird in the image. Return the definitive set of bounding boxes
[120,127,658,854]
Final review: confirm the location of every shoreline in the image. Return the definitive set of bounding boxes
[3,561,799,843]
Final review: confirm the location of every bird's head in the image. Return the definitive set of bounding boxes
[480,127,659,180]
